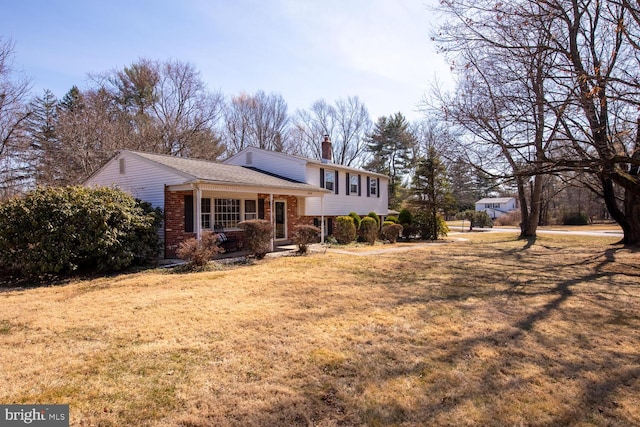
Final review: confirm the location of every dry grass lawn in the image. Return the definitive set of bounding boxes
[1,233,639,426]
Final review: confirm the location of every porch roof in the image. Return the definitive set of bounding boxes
[129,150,331,196]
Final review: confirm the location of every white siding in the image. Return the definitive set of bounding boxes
[304,164,389,216]
[85,152,186,209]
[225,148,307,182]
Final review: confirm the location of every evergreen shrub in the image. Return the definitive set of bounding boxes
[367,212,380,227]
[398,208,412,225]
[334,216,357,244]
[360,216,378,245]
[385,215,398,224]
[562,211,589,225]
[348,212,361,229]
[0,186,162,277]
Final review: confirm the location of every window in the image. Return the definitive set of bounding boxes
[485,203,500,209]
[370,178,378,196]
[201,198,211,229]
[350,175,359,195]
[324,170,335,192]
[244,199,257,220]
[214,198,241,229]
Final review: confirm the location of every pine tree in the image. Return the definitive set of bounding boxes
[410,146,452,240]
[365,112,416,209]
[25,89,59,184]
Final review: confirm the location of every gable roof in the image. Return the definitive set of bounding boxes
[225,146,389,179]
[476,197,516,204]
[97,150,330,194]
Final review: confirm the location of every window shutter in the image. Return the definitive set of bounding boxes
[327,218,333,235]
[345,173,350,195]
[258,198,265,219]
[320,168,325,188]
[335,171,339,194]
[358,175,362,196]
[184,195,194,232]
[377,178,380,198]
[366,177,371,197]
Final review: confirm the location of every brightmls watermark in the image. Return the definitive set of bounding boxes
[1,405,68,426]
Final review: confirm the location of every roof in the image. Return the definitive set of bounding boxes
[225,146,389,179]
[120,150,330,193]
[476,197,516,204]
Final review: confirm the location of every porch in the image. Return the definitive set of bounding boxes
[163,182,329,258]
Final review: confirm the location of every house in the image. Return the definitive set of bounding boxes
[475,197,517,219]
[84,136,390,258]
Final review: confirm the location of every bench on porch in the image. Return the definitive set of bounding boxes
[214,224,239,253]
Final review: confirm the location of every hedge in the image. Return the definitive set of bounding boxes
[0,186,162,277]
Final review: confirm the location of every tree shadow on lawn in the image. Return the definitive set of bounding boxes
[338,244,640,425]
[168,242,640,426]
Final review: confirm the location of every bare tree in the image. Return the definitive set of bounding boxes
[292,96,371,166]
[431,0,578,238]
[223,90,290,154]
[152,60,225,159]
[0,38,32,198]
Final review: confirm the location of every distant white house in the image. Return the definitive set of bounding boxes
[475,197,517,219]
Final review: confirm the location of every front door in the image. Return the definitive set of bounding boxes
[275,201,286,239]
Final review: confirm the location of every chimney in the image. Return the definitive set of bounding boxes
[321,134,332,163]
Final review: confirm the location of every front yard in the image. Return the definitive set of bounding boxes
[1,233,638,426]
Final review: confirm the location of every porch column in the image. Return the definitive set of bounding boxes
[320,196,325,244]
[194,184,202,240]
[270,193,274,251]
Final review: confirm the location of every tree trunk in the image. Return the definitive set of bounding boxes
[524,175,543,236]
[622,189,640,245]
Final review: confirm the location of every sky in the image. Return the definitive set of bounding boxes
[1,0,454,122]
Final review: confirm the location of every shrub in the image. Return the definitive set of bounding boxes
[292,224,320,254]
[381,223,403,243]
[238,219,273,259]
[334,216,357,244]
[398,208,413,225]
[493,210,521,226]
[367,212,380,228]
[176,232,223,270]
[348,212,361,229]
[0,186,162,277]
[385,215,398,224]
[402,224,419,240]
[416,212,449,240]
[360,216,378,245]
[473,211,493,228]
[563,211,589,225]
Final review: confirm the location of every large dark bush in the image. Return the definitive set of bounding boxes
[398,208,413,225]
[563,211,589,225]
[0,186,162,277]
[416,212,449,240]
[334,216,357,244]
[238,219,273,259]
